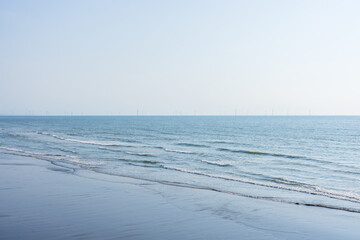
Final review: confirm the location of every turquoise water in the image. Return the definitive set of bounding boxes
[1,116,360,213]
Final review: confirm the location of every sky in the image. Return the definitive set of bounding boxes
[1,0,360,115]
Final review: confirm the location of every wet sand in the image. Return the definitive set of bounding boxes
[1,153,360,240]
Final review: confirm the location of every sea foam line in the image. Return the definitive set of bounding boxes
[161,165,360,204]
[0,146,101,166]
[88,168,360,214]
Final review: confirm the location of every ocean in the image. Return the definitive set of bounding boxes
[1,116,359,213]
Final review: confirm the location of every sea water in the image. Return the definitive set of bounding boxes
[1,116,359,213]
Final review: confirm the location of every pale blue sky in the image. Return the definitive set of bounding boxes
[1,0,359,115]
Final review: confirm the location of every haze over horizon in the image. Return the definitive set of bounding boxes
[1,0,360,116]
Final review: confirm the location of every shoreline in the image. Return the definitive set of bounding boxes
[1,153,360,239]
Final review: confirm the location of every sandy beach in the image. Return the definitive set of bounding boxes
[1,152,359,240]
[2,0,360,238]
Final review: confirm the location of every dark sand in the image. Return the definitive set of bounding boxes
[1,153,360,240]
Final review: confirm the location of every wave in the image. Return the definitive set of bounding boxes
[0,146,101,166]
[277,161,323,169]
[90,168,360,214]
[154,146,196,154]
[270,177,315,187]
[217,147,303,159]
[201,160,231,167]
[164,148,195,154]
[116,158,160,165]
[176,143,209,148]
[98,146,123,152]
[0,146,28,153]
[333,169,360,176]
[7,132,27,138]
[208,140,239,145]
[108,138,138,143]
[125,151,155,157]
[57,148,78,154]
[160,165,360,204]
[62,138,127,147]
[37,131,64,139]
[37,131,131,147]
[3,145,359,214]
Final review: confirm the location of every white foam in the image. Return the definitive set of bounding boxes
[0,146,25,153]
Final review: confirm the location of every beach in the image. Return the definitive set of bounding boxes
[1,152,360,240]
[2,0,360,238]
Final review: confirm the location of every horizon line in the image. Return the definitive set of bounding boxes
[0,114,359,117]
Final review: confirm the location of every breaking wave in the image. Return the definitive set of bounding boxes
[201,159,232,167]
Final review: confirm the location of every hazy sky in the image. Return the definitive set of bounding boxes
[1,0,360,115]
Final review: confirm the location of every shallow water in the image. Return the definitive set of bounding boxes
[1,116,359,213]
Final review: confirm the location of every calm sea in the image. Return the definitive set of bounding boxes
[1,116,359,213]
